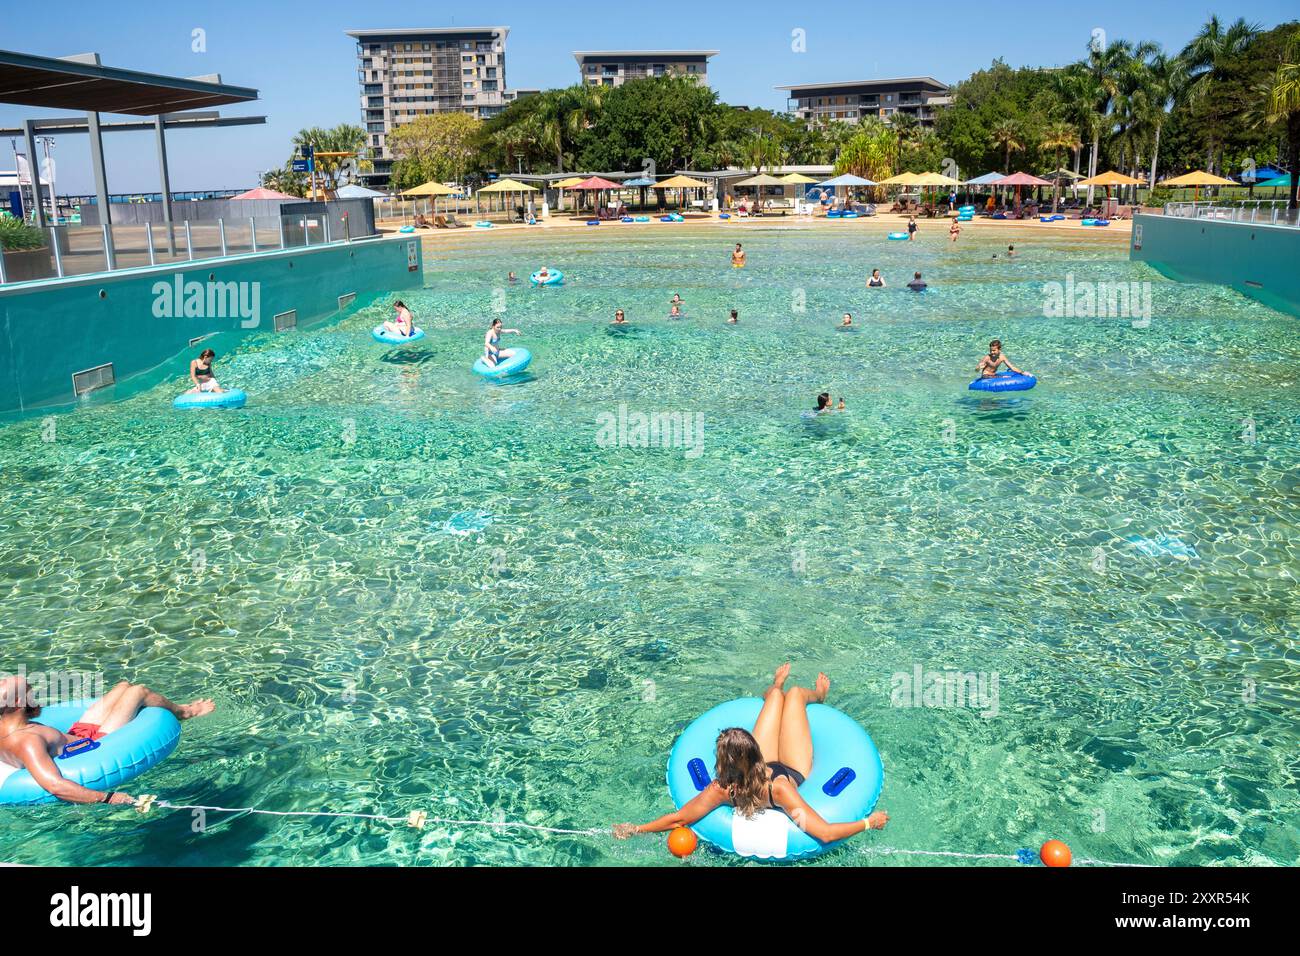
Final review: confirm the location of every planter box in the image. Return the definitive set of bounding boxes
[0,246,55,283]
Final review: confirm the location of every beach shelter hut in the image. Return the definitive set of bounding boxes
[567,175,623,216]
[477,177,538,219]
[654,174,709,211]
[1257,173,1292,189]
[732,173,786,211]
[994,171,1053,214]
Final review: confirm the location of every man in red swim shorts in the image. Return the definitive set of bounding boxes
[0,676,214,804]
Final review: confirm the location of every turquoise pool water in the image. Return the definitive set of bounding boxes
[1,224,1297,866]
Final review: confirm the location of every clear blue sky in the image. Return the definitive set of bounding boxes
[1,0,1294,194]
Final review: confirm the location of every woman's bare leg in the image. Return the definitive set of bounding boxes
[750,663,790,763]
[777,673,829,778]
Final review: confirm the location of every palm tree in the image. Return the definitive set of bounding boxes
[991,120,1024,173]
[1181,16,1262,173]
[1257,27,1300,210]
[291,125,368,193]
[1130,52,1186,195]
[1074,37,1158,203]
[1041,121,1081,211]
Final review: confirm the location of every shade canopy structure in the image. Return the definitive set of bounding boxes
[656,174,709,189]
[477,177,538,193]
[877,172,921,186]
[1159,171,1235,187]
[817,173,877,187]
[552,176,586,189]
[733,173,787,187]
[1041,168,1082,181]
[336,183,385,199]
[1237,165,1284,183]
[622,177,655,187]
[996,172,1053,187]
[0,48,259,115]
[1258,173,1292,189]
[567,176,621,191]
[403,181,454,196]
[780,172,819,184]
[1159,170,1236,203]
[963,171,1005,185]
[1078,171,1143,187]
[231,187,296,200]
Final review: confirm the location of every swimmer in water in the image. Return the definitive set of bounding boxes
[907,216,918,240]
[868,269,885,288]
[669,304,683,319]
[535,267,552,283]
[187,348,224,394]
[1006,244,1016,258]
[840,313,853,328]
[508,272,519,283]
[381,300,415,338]
[612,664,888,844]
[906,271,927,292]
[731,243,746,267]
[484,317,521,367]
[612,309,628,325]
[949,219,961,242]
[727,309,739,324]
[671,294,683,307]
[0,674,215,805]
[976,339,1028,379]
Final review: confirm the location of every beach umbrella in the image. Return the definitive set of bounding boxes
[815,172,879,209]
[336,183,385,199]
[1158,170,1235,203]
[477,177,538,218]
[995,171,1053,214]
[1257,173,1292,189]
[551,176,585,211]
[655,174,709,211]
[1078,170,1144,208]
[232,187,297,200]
[877,171,921,185]
[780,172,818,205]
[402,181,454,195]
[567,175,623,215]
[622,176,656,210]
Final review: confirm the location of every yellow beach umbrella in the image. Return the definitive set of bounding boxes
[779,172,818,206]
[655,174,709,210]
[910,172,960,187]
[476,178,537,219]
[1078,170,1145,208]
[402,181,454,196]
[552,176,585,212]
[877,172,921,186]
[1158,170,1235,202]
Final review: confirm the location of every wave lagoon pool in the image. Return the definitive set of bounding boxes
[1,224,1297,866]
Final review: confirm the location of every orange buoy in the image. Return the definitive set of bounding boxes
[1040,839,1072,867]
[668,826,698,858]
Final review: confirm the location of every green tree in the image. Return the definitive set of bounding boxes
[291,124,369,192]
[991,119,1024,172]
[1041,121,1081,210]
[387,112,482,190]
[1257,26,1300,209]
[1180,16,1262,172]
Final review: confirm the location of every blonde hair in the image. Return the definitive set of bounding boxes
[715,727,770,818]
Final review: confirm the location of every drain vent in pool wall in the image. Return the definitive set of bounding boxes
[72,363,115,397]
[274,309,297,331]
[188,332,217,348]
[338,292,357,309]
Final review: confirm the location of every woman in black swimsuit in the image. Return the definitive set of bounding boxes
[187,348,224,394]
[613,664,888,842]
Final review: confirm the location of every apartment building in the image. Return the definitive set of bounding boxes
[776,77,950,127]
[574,50,718,87]
[347,26,536,185]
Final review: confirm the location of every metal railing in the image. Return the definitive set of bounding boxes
[1163,200,1300,227]
[0,211,374,286]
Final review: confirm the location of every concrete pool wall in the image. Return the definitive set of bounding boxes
[1130,213,1300,318]
[0,235,423,415]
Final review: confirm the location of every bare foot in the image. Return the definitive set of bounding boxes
[772,663,792,690]
[176,699,215,720]
[813,673,829,703]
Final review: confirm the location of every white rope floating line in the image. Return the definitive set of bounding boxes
[140,797,602,835]
[134,796,1152,864]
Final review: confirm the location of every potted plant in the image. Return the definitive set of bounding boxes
[0,215,53,282]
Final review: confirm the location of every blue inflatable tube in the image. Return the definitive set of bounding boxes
[474,221,493,228]
[372,325,426,344]
[887,232,908,240]
[473,347,532,379]
[634,216,651,222]
[173,388,246,409]
[667,697,883,861]
[0,702,181,806]
[530,270,563,286]
[969,371,1037,392]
